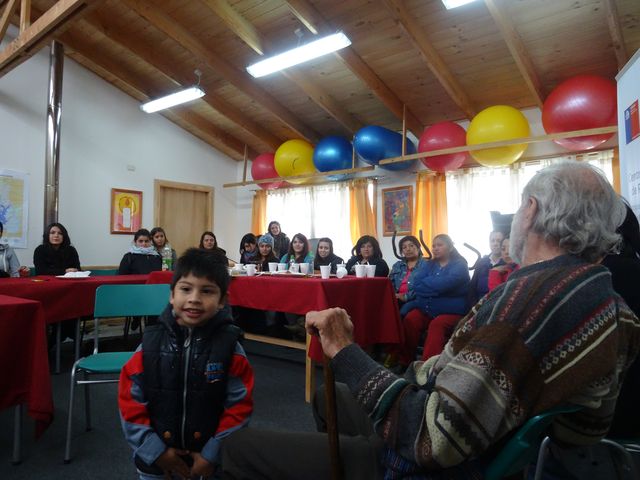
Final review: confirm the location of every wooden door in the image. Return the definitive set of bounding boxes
[154,180,213,257]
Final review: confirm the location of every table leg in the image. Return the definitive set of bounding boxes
[305,334,316,403]
[12,404,22,465]
[55,323,62,374]
[74,318,81,361]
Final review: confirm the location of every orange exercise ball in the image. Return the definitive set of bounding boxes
[274,139,316,184]
[466,105,530,167]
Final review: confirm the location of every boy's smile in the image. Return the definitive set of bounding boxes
[171,274,225,328]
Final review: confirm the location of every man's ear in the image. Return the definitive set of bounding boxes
[219,294,227,309]
[523,197,538,227]
[169,289,175,306]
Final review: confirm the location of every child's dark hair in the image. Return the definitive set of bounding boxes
[134,228,151,242]
[171,248,230,297]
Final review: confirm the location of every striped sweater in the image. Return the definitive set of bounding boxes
[332,254,640,477]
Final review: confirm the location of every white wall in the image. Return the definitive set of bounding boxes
[1,29,249,266]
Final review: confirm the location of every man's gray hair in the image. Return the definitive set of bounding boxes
[523,160,625,262]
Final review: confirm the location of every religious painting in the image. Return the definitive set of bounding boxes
[382,186,413,236]
[110,188,142,234]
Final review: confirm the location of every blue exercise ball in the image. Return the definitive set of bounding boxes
[353,126,416,171]
[313,136,353,182]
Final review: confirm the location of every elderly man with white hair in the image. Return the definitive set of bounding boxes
[221,161,640,480]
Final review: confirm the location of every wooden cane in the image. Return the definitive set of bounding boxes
[322,353,343,480]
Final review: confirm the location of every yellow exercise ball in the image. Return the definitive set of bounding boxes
[466,105,530,167]
[274,139,316,184]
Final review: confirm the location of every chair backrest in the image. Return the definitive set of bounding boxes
[94,284,170,318]
[91,268,119,276]
[484,405,582,480]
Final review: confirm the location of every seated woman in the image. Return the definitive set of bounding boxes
[255,234,279,271]
[345,235,389,277]
[313,237,344,274]
[0,221,28,277]
[280,233,314,268]
[268,221,290,259]
[150,226,177,271]
[33,222,81,275]
[398,234,469,365]
[34,222,82,342]
[389,235,427,307]
[488,237,518,291]
[199,231,227,255]
[117,228,162,275]
[238,233,257,264]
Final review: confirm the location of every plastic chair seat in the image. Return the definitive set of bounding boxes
[76,352,134,373]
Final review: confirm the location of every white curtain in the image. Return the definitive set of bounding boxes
[265,182,352,260]
[445,150,614,266]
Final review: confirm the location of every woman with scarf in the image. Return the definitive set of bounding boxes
[117,228,162,275]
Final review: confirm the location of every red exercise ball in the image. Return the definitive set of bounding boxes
[251,153,285,190]
[542,75,617,151]
[418,121,468,172]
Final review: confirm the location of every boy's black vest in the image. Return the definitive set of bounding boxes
[135,305,240,473]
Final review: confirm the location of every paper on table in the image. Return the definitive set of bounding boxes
[56,271,92,278]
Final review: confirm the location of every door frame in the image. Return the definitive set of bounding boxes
[154,179,214,231]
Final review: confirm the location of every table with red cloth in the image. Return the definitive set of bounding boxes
[0,295,53,437]
[0,274,150,323]
[148,271,403,361]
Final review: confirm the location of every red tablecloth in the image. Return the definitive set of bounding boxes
[0,295,53,437]
[230,275,402,362]
[145,272,403,362]
[0,274,149,323]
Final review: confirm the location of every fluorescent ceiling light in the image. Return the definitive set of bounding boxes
[140,86,205,113]
[247,32,351,78]
[442,0,478,9]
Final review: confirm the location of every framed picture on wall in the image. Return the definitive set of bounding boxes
[110,188,142,234]
[382,186,413,237]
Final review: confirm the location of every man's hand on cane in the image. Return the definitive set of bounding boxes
[306,308,354,358]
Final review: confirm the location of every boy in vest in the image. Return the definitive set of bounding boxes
[119,248,254,479]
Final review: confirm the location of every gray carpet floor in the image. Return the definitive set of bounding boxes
[0,339,320,479]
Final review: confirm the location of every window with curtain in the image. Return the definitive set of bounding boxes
[265,182,353,259]
[445,151,614,266]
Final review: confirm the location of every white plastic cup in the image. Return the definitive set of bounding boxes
[245,264,256,276]
[268,262,278,273]
[320,265,331,279]
[299,263,310,274]
[233,263,244,272]
[336,266,347,279]
[277,263,287,271]
[355,264,366,278]
[290,263,300,273]
[365,264,376,278]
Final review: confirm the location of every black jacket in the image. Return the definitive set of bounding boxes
[345,255,390,277]
[117,252,162,275]
[136,305,241,473]
[33,244,81,275]
[314,253,344,274]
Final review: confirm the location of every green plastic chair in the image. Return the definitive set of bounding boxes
[64,284,170,463]
[89,268,118,276]
[484,405,581,480]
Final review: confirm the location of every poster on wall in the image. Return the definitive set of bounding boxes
[0,169,29,248]
[382,186,413,236]
[111,188,142,234]
[617,49,640,219]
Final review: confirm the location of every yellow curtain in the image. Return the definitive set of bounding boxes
[414,172,448,243]
[251,190,267,235]
[349,179,377,244]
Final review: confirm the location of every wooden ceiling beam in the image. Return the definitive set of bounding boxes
[0,0,96,77]
[59,29,257,161]
[200,0,263,55]
[19,0,29,31]
[0,0,19,42]
[602,0,628,70]
[204,0,362,134]
[381,0,475,120]
[483,0,545,108]
[78,13,282,152]
[283,0,423,138]
[121,0,320,143]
